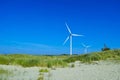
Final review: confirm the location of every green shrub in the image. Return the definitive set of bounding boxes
[101,44,110,51]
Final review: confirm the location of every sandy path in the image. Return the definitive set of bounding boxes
[44,61,120,80]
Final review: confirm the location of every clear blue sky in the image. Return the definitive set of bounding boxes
[0,0,120,55]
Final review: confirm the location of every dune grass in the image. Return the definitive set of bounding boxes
[37,69,49,80]
[0,49,120,80]
[39,69,49,73]
[0,54,68,67]
[64,49,120,63]
[0,49,120,67]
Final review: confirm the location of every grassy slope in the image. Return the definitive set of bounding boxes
[0,49,120,67]
[64,49,120,63]
[0,54,68,67]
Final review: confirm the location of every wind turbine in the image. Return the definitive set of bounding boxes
[82,43,91,53]
[63,22,83,56]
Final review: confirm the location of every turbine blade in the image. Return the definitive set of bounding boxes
[63,36,69,45]
[81,43,86,47]
[65,23,71,34]
[87,46,91,48]
[72,34,83,36]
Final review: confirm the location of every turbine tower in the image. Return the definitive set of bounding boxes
[63,22,83,55]
[82,43,91,53]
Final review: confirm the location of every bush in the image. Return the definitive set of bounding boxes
[102,48,110,51]
[101,44,110,51]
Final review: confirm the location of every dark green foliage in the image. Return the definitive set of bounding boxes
[102,44,110,51]
[102,47,110,51]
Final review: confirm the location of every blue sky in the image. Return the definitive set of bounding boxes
[0,0,120,55]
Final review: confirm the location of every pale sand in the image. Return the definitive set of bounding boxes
[0,65,39,80]
[44,61,120,80]
[0,60,120,80]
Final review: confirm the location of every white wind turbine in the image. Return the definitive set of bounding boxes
[82,43,91,53]
[63,23,83,56]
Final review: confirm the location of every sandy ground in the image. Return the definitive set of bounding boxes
[0,60,120,80]
[0,65,39,80]
[44,61,120,80]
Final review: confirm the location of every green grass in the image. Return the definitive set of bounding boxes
[39,69,49,73]
[38,69,49,80]
[0,49,120,67]
[0,55,10,65]
[0,54,68,67]
[64,49,120,63]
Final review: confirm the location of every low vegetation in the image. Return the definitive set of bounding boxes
[0,68,9,74]
[0,54,68,67]
[64,49,120,63]
[0,49,120,67]
[0,68,12,80]
[39,69,49,73]
[37,68,49,80]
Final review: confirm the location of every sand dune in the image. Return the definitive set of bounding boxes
[44,61,120,80]
[0,65,39,80]
[0,60,120,80]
